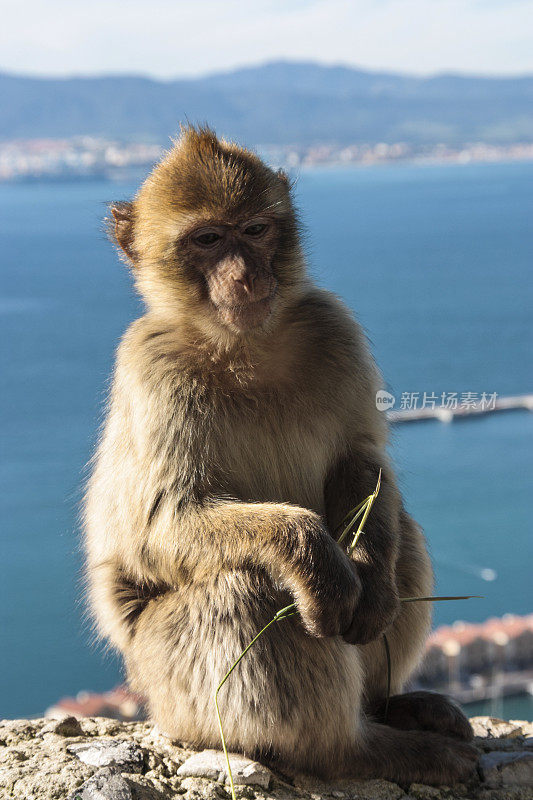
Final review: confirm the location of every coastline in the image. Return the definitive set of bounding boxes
[1,137,533,184]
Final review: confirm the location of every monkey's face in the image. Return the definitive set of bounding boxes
[180,215,279,332]
[110,127,305,338]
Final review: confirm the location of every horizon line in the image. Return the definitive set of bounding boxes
[2,58,533,83]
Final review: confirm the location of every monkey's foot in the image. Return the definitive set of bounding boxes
[374,691,473,741]
[355,723,478,785]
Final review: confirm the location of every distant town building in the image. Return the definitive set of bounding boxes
[2,137,533,183]
[46,685,146,722]
[416,614,533,703]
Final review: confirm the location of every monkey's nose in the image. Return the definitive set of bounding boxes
[233,274,254,294]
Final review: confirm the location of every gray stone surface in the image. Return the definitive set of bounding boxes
[177,749,272,787]
[294,775,405,799]
[67,738,144,772]
[66,766,133,800]
[479,750,533,788]
[1,715,532,800]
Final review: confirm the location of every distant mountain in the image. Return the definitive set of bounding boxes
[1,61,532,146]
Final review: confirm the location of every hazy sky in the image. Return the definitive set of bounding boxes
[1,0,532,78]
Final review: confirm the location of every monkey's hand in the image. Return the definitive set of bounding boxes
[289,529,363,639]
[341,563,400,645]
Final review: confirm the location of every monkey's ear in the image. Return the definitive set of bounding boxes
[108,201,136,262]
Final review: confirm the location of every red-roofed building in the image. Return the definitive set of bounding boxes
[416,614,533,700]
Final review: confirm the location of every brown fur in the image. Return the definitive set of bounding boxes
[85,126,476,785]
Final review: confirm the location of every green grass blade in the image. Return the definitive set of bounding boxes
[214,607,297,800]
[400,595,483,603]
[348,469,382,554]
[336,497,372,544]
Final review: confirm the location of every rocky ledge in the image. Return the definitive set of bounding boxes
[0,716,532,800]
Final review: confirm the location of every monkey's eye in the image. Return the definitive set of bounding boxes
[193,231,222,247]
[243,222,268,237]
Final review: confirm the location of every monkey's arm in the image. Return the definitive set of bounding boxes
[135,496,362,640]
[89,489,361,645]
[324,444,402,645]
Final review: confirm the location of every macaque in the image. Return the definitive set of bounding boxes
[84,126,476,785]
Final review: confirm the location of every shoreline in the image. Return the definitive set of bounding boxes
[1,138,533,184]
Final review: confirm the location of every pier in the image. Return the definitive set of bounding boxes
[387,393,533,424]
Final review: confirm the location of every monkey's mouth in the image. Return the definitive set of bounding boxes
[216,294,276,331]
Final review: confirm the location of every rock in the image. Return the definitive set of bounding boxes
[513,721,533,737]
[1,715,533,800]
[41,715,84,737]
[479,750,533,788]
[179,776,233,798]
[67,739,144,772]
[293,775,405,799]
[471,716,524,739]
[475,735,523,752]
[177,749,271,788]
[66,766,133,799]
[407,785,443,799]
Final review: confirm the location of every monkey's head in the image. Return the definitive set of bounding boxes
[109,126,305,338]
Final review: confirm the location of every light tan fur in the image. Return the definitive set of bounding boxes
[84,127,477,785]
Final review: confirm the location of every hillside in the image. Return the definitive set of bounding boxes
[1,60,533,145]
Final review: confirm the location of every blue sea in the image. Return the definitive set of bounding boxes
[1,161,532,720]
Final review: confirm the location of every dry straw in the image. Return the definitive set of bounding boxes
[214,472,480,800]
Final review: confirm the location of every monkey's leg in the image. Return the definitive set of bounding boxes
[360,510,473,742]
[125,575,365,774]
